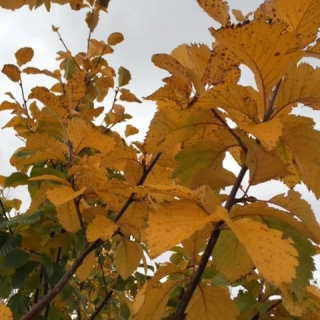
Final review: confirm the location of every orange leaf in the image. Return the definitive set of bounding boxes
[107,32,124,46]
[2,64,20,82]
[46,186,86,206]
[15,47,34,67]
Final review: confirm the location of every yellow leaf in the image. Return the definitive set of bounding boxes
[130,280,179,320]
[64,70,86,109]
[46,186,86,206]
[152,53,191,87]
[15,47,34,67]
[29,87,69,121]
[281,115,320,198]
[274,63,320,113]
[197,0,230,26]
[241,134,287,185]
[195,84,259,123]
[87,39,113,58]
[86,215,117,242]
[56,200,81,233]
[2,64,20,82]
[211,21,302,97]
[220,209,298,286]
[119,88,141,103]
[273,140,300,188]
[76,251,96,282]
[269,190,320,244]
[0,303,13,320]
[257,0,320,48]
[28,181,51,216]
[125,124,139,137]
[29,174,70,186]
[241,118,283,151]
[66,117,115,154]
[232,9,253,22]
[107,32,124,46]
[85,10,99,32]
[117,201,150,240]
[114,236,143,279]
[144,200,222,258]
[193,185,221,214]
[186,285,239,320]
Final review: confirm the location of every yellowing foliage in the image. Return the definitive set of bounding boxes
[0,0,320,319]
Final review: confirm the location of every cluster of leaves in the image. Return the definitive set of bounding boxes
[1,0,320,319]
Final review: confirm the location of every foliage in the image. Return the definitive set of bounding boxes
[0,0,320,319]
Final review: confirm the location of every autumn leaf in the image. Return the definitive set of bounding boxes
[76,251,96,282]
[125,124,139,137]
[119,88,141,103]
[197,0,230,27]
[211,21,302,97]
[107,32,124,46]
[46,185,86,206]
[2,64,20,82]
[86,215,117,242]
[66,117,115,154]
[85,10,99,32]
[0,303,12,320]
[56,200,81,233]
[186,285,239,320]
[15,47,34,67]
[114,236,143,279]
[144,201,222,258]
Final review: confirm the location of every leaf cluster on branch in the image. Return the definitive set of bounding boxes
[1,0,320,319]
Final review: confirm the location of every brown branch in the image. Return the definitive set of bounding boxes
[171,164,248,320]
[263,79,282,122]
[114,152,162,222]
[55,29,81,71]
[22,239,101,320]
[18,74,30,119]
[89,290,113,320]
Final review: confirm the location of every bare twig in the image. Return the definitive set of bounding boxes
[89,290,113,320]
[87,8,95,53]
[18,74,30,119]
[263,79,282,122]
[55,29,81,71]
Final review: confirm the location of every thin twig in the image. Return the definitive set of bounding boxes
[55,29,81,71]
[263,79,282,122]
[114,152,162,222]
[22,239,101,320]
[211,108,247,153]
[89,290,113,320]
[87,8,95,53]
[18,74,30,119]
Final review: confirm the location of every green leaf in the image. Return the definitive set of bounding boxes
[4,172,29,188]
[18,209,42,225]
[7,292,30,314]
[12,261,39,288]
[118,66,131,87]
[3,248,30,269]
[0,233,22,257]
[0,276,12,298]
[41,253,54,278]
[64,57,76,80]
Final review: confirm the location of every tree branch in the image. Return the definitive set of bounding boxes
[171,164,248,320]
[89,290,113,320]
[22,239,101,320]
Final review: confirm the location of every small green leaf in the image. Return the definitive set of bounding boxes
[41,253,54,278]
[64,57,76,80]
[12,261,39,288]
[4,172,29,188]
[3,248,30,269]
[7,292,30,314]
[118,66,131,87]
[0,233,21,257]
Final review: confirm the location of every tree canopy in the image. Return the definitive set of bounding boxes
[1,0,320,319]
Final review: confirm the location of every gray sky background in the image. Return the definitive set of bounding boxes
[0,0,320,275]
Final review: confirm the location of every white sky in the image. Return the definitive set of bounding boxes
[0,0,320,276]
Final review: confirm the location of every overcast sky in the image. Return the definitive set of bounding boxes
[0,0,319,225]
